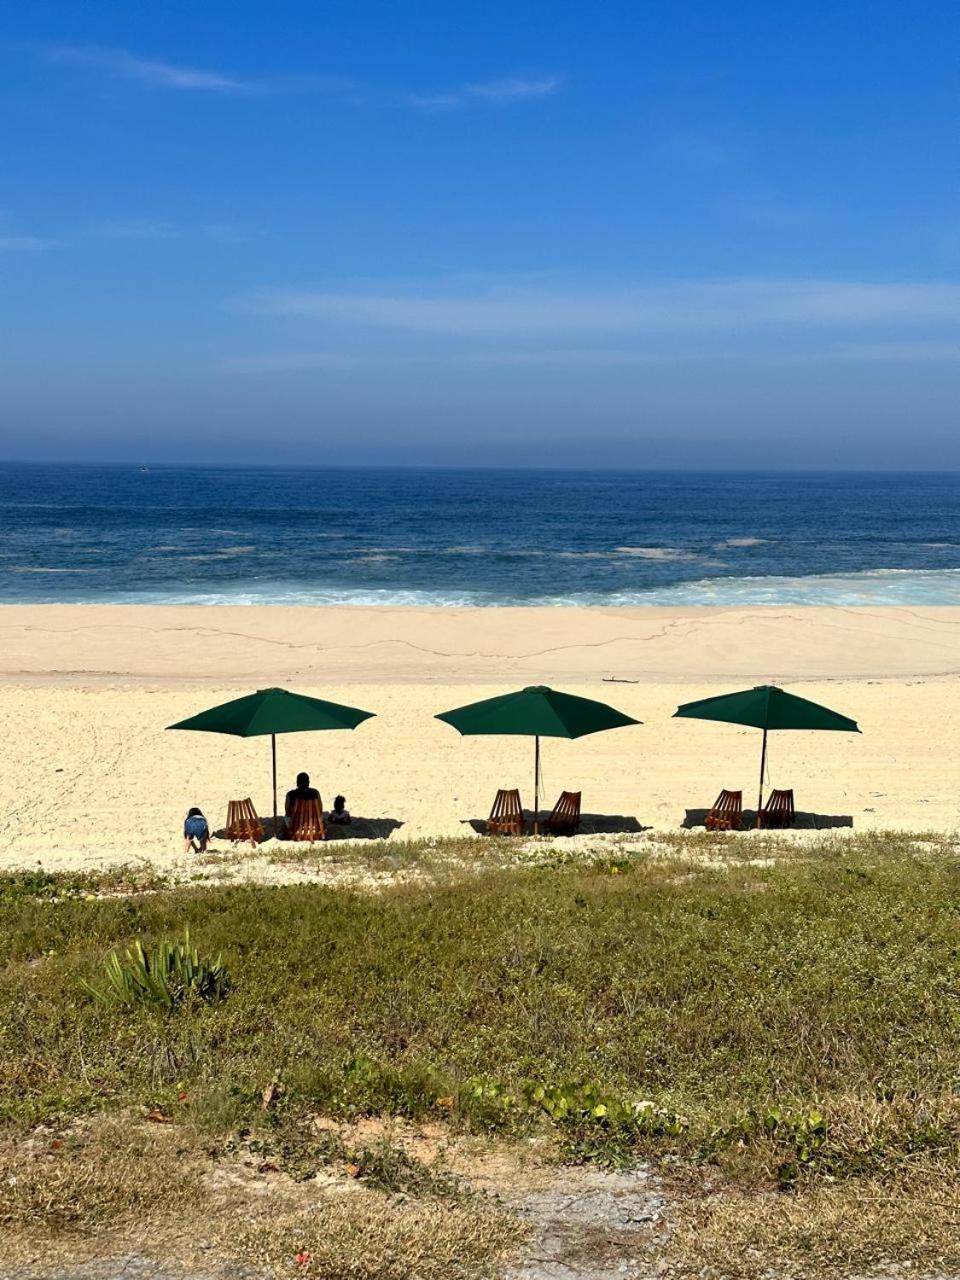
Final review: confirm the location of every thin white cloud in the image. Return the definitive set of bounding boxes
[460,341,960,367]
[47,45,251,92]
[221,352,362,373]
[0,234,61,251]
[203,223,258,244]
[820,340,960,363]
[243,278,960,336]
[90,219,259,244]
[458,349,705,367]
[96,219,180,240]
[465,76,561,101]
[408,74,561,110]
[407,93,462,111]
[46,46,554,108]
[217,342,960,375]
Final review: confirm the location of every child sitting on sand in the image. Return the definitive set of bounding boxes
[183,806,210,853]
[329,795,351,825]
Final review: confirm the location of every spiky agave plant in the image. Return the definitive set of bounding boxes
[85,929,230,1010]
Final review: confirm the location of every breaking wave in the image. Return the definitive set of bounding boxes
[24,568,960,607]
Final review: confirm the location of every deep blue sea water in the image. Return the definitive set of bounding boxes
[2,464,960,605]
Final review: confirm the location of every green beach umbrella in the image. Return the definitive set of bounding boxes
[168,687,375,831]
[436,685,640,833]
[673,684,860,823]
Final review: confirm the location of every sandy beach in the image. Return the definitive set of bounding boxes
[1,603,959,870]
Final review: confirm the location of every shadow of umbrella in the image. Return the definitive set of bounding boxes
[324,816,405,841]
[682,807,853,830]
[465,811,649,836]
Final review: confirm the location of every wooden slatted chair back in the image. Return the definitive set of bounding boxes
[288,795,326,842]
[487,788,524,836]
[225,797,264,846]
[705,789,744,831]
[760,788,795,828]
[545,790,582,835]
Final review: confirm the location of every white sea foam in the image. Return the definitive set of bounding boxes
[614,546,695,560]
[88,587,484,606]
[11,566,97,574]
[181,547,255,561]
[36,566,960,607]
[616,568,960,606]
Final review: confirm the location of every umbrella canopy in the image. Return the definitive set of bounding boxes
[436,685,640,832]
[436,684,639,739]
[168,687,375,829]
[673,684,859,823]
[169,687,375,737]
[674,684,858,734]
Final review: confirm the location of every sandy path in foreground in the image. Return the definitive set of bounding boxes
[0,605,958,869]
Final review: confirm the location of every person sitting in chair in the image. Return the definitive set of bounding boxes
[285,771,320,834]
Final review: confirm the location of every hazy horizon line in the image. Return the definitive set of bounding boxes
[2,458,959,476]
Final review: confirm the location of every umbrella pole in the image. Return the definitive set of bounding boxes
[272,733,278,837]
[533,735,540,835]
[756,727,768,828]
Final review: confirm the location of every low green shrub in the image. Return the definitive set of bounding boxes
[706,1102,960,1186]
[459,1076,519,1129]
[526,1080,687,1165]
[345,1137,465,1198]
[706,1105,829,1185]
[0,866,164,903]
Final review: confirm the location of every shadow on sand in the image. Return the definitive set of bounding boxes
[681,808,853,831]
[212,815,404,844]
[465,811,650,836]
[324,816,404,841]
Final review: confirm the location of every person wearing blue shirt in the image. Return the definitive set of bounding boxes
[183,806,210,853]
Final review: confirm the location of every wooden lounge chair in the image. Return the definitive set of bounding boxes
[705,789,744,831]
[225,797,264,846]
[545,790,582,836]
[759,788,795,829]
[287,795,326,842]
[487,789,524,836]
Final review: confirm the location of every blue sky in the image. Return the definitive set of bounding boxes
[2,0,959,466]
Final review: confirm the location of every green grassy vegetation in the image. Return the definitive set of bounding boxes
[3,829,960,1276]
[0,863,169,902]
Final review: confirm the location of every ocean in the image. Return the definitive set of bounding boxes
[2,463,960,606]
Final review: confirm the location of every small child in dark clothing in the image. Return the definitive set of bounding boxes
[183,807,210,853]
[329,795,351,825]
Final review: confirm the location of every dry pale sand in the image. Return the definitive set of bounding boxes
[0,604,959,871]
